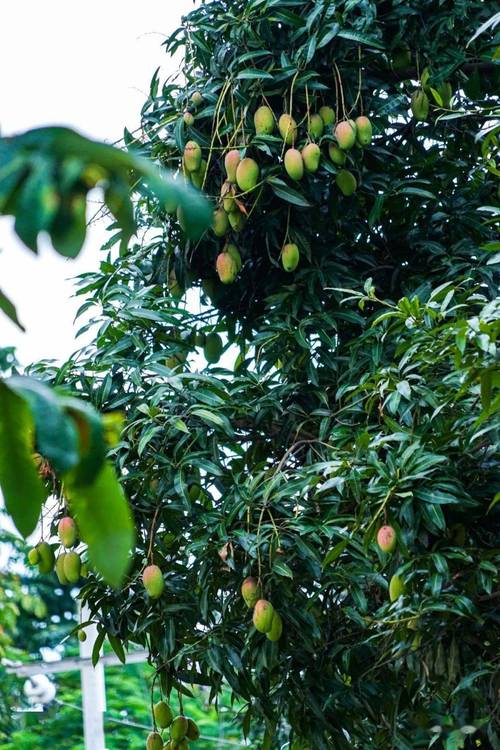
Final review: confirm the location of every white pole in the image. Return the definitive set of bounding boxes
[79,604,106,750]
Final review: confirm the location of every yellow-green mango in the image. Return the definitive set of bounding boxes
[284,149,304,180]
[143,564,165,599]
[170,716,188,742]
[224,150,240,183]
[266,611,283,642]
[27,548,39,565]
[254,106,274,135]
[411,90,429,121]
[355,115,372,146]
[228,210,246,232]
[63,551,81,584]
[236,158,260,193]
[389,574,406,602]
[191,91,203,107]
[226,243,242,272]
[253,599,275,633]
[147,731,163,750]
[212,208,229,237]
[241,576,261,608]
[221,181,237,213]
[281,243,299,272]
[216,252,238,284]
[154,701,173,729]
[309,113,324,140]
[183,141,202,172]
[37,542,55,574]
[319,105,335,126]
[186,719,200,741]
[302,143,321,173]
[55,554,69,585]
[278,114,297,145]
[190,159,207,189]
[336,169,357,196]
[183,111,194,126]
[328,144,346,165]
[335,120,357,150]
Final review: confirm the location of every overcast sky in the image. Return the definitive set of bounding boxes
[0,0,195,364]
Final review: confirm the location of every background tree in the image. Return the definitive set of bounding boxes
[22,2,500,749]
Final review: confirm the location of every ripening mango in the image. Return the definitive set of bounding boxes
[183,141,202,172]
[183,111,194,126]
[58,516,77,548]
[228,210,246,232]
[389,574,406,602]
[335,120,357,150]
[63,551,81,584]
[377,525,397,553]
[146,731,163,750]
[278,114,297,145]
[216,252,238,284]
[284,149,304,180]
[254,105,275,135]
[302,143,321,173]
[236,158,260,193]
[253,599,275,633]
[191,91,203,107]
[355,116,373,146]
[241,576,261,608]
[143,564,165,599]
[281,243,299,272]
[37,542,55,574]
[224,150,240,183]
[221,181,237,213]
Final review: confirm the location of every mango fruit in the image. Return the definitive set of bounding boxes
[228,210,246,232]
[183,141,202,172]
[411,90,429,121]
[37,542,55,574]
[336,169,357,196]
[27,548,39,565]
[191,91,203,107]
[284,149,304,180]
[190,159,207,190]
[389,574,406,602]
[58,516,77,548]
[154,701,173,729]
[241,576,261,608]
[335,120,357,150]
[55,554,69,585]
[302,143,321,173]
[355,116,372,146]
[266,611,283,642]
[186,719,200,741]
[226,243,242,272]
[216,252,238,284]
[236,158,260,193]
[143,564,165,599]
[319,105,335,126]
[328,144,346,166]
[224,150,240,183]
[147,731,163,750]
[278,114,297,145]
[195,332,206,347]
[254,105,274,135]
[183,111,194,126]
[168,269,184,300]
[204,333,223,363]
[177,741,189,750]
[309,113,324,139]
[170,716,188,742]
[63,551,81,584]
[78,630,87,642]
[253,599,275,633]
[212,208,229,237]
[281,243,299,272]
[377,525,396,553]
[221,181,237,213]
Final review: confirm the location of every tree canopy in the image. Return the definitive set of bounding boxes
[8,1,500,749]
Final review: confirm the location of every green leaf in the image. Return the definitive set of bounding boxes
[60,397,107,486]
[0,382,48,536]
[272,559,294,578]
[108,633,126,664]
[65,462,135,588]
[92,628,106,667]
[0,288,25,331]
[267,177,312,207]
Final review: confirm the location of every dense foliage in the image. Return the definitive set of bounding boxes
[25,2,500,749]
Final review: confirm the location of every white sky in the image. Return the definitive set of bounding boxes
[0,0,195,364]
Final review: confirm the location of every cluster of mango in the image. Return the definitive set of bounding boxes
[241,576,283,641]
[28,516,88,592]
[147,702,200,750]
